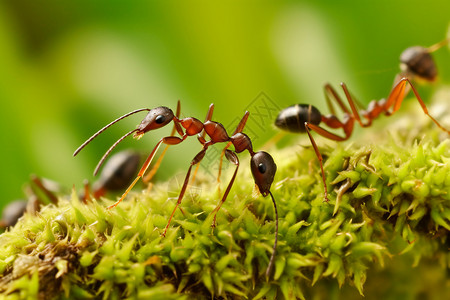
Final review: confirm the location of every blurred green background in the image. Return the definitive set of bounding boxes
[1,0,449,208]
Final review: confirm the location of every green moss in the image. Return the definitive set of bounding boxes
[1,94,450,299]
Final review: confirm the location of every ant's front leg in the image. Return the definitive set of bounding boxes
[107,135,186,210]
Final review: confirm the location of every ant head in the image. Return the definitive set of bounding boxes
[250,151,277,197]
[135,106,175,138]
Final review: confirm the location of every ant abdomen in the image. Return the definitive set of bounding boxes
[275,104,322,133]
[400,46,437,81]
[95,150,141,192]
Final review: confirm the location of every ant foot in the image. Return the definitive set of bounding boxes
[106,203,118,210]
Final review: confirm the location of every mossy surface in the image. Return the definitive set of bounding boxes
[1,93,450,300]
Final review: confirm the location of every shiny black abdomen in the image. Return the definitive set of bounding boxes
[275,104,322,133]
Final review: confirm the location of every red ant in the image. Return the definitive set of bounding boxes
[74,102,279,277]
[275,38,450,202]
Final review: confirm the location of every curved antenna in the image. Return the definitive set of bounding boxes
[93,129,138,176]
[266,190,278,279]
[73,108,150,156]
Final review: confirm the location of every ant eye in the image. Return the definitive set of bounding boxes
[155,115,166,124]
[258,163,266,174]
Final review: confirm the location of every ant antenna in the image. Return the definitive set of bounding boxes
[93,129,139,176]
[266,190,278,279]
[73,108,150,157]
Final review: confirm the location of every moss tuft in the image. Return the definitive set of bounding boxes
[1,91,450,299]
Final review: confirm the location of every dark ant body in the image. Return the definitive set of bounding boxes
[0,176,58,229]
[275,39,450,201]
[89,150,141,199]
[74,101,279,277]
[0,151,140,229]
[0,200,29,228]
[399,38,449,82]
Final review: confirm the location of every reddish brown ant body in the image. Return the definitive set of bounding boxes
[275,39,450,201]
[74,102,279,277]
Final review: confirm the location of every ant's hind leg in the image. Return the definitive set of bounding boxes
[162,148,208,237]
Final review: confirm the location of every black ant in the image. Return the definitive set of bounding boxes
[0,176,58,229]
[275,38,450,201]
[87,150,141,200]
[1,151,140,229]
[74,101,279,277]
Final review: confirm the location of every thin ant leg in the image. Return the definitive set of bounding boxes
[82,179,93,203]
[339,83,373,128]
[197,103,215,145]
[324,83,352,116]
[304,123,330,202]
[30,175,58,204]
[427,37,450,53]
[143,101,182,183]
[192,104,215,182]
[301,114,356,202]
[107,135,186,209]
[385,78,450,134]
[217,111,250,185]
[163,147,208,236]
[211,149,239,228]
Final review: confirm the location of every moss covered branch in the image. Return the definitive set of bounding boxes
[1,91,449,299]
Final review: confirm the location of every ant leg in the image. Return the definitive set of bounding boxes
[323,83,352,116]
[163,147,208,237]
[304,123,330,202]
[339,83,373,128]
[197,103,215,144]
[427,37,450,53]
[387,78,450,134]
[30,175,58,204]
[303,118,355,202]
[211,150,239,228]
[83,179,94,203]
[143,101,182,184]
[217,111,249,185]
[217,142,232,183]
[192,104,215,182]
[107,135,186,209]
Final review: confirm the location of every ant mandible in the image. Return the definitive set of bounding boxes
[275,38,450,202]
[74,101,279,278]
